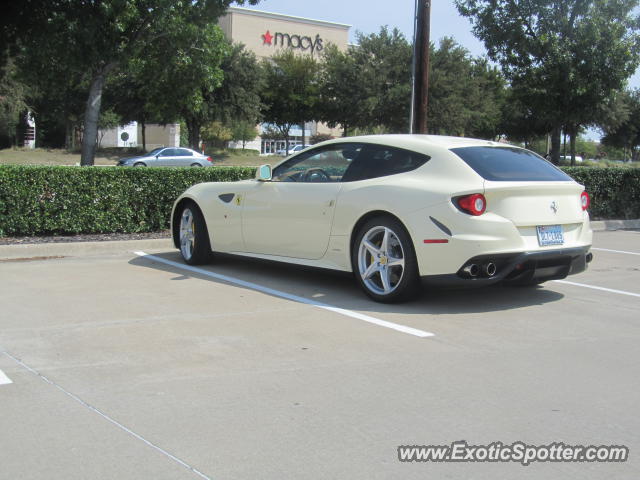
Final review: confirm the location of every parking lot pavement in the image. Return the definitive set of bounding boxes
[1,231,638,479]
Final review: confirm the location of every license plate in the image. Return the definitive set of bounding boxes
[537,225,564,246]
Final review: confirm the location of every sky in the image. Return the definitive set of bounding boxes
[251,0,640,141]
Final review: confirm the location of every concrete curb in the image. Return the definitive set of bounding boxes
[1,219,638,260]
[590,219,640,231]
[0,239,173,260]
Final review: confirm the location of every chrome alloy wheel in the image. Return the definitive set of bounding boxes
[179,208,196,260]
[357,226,406,295]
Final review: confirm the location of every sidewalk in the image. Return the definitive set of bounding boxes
[0,238,173,260]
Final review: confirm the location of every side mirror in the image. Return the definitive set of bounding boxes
[256,164,272,181]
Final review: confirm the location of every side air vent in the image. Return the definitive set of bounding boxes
[429,216,452,236]
[219,193,235,203]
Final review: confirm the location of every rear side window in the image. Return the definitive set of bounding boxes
[451,146,573,181]
[342,144,430,182]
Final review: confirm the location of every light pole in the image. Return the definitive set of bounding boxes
[411,0,431,134]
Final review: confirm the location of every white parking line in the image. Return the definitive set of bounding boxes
[553,280,640,299]
[592,247,640,256]
[0,368,12,385]
[134,252,435,338]
[2,351,213,480]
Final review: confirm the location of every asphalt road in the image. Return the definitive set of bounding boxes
[1,230,638,479]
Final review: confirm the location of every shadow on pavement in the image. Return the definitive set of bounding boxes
[129,250,564,317]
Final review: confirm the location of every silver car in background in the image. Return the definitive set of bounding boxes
[118,147,213,167]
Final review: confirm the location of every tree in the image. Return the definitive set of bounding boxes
[231,120,258,149]
[601,89,640,161]
[209,43,264,126]
[260,50,320,155]
[149,24,230,150]
[0,59,28,147]
[15,1,259,166]
[350,27,413,133]
[456,0,640,164]
[319,44,365,136]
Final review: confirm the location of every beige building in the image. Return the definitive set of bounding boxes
[219,7,351,153]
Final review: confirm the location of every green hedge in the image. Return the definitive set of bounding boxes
[0,165,638,237]
[0,166,255,236]
[562,167,640,220]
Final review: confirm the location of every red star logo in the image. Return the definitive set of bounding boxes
[262,30,273,45]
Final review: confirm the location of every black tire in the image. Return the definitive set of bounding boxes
[351,216,420,303]
[177,202,212,265]
[134,162,146,167]
[191,163,202,167]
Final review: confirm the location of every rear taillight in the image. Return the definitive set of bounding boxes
[457,193,486,216]
[207,156,213,163]
[581,191,590,211]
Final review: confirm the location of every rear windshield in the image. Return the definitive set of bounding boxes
[451,146,573,181]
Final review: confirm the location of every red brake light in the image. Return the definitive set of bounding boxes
[206,156,213,163]
[457,193,486,216]
[581,191,590,211]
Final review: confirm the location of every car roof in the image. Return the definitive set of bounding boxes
[322,134,502,150]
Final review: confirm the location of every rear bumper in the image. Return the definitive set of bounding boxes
[421,245,592,287]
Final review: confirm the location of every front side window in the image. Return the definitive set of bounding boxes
[272,144,363,182]
[451,146,573,181]
[159,148,176,157]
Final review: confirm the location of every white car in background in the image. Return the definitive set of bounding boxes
[118,147,213,167]
[171,135,593,302]
[275,144,312,156]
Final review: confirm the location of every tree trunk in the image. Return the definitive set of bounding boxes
[343,122,348,137]
[569,125,577,166]
[185,117,201,150]
[140,118,146,151]
[550,127,561,165]
[80,70,109,166]
[301,122,306,147]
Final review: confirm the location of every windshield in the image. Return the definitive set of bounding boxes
[451,146,573,182]
[147,148,164,156]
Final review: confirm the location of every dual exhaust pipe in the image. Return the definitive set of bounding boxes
[463,262,497,278]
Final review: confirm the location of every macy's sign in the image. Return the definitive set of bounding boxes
[261,30,324,54]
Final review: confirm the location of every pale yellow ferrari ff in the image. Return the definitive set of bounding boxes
[171,135,593,302]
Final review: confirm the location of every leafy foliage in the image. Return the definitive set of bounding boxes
[0,59,28,147]
[0,165,255,236]
[456,0,640,162]
[564,167,640,219]
[601,89,640,160]
[261,50,320,151]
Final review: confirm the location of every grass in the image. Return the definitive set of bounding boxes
[0,147,284,167]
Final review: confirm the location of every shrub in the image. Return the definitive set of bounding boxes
[0,165,638,237]
[562,167,640,220]
[0,165,255,236]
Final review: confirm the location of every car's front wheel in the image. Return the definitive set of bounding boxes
[352,217,420,302]
[178,202,212,265]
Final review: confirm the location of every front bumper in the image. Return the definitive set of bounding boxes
[421,246,592,287]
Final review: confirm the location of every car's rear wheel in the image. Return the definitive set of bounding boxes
[134,162,146,167]
[191,163,202,167]
[352,217,419,302]
[178,202,211,265]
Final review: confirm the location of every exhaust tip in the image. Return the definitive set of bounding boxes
[483,262,497,277]
[463,264,480,277]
